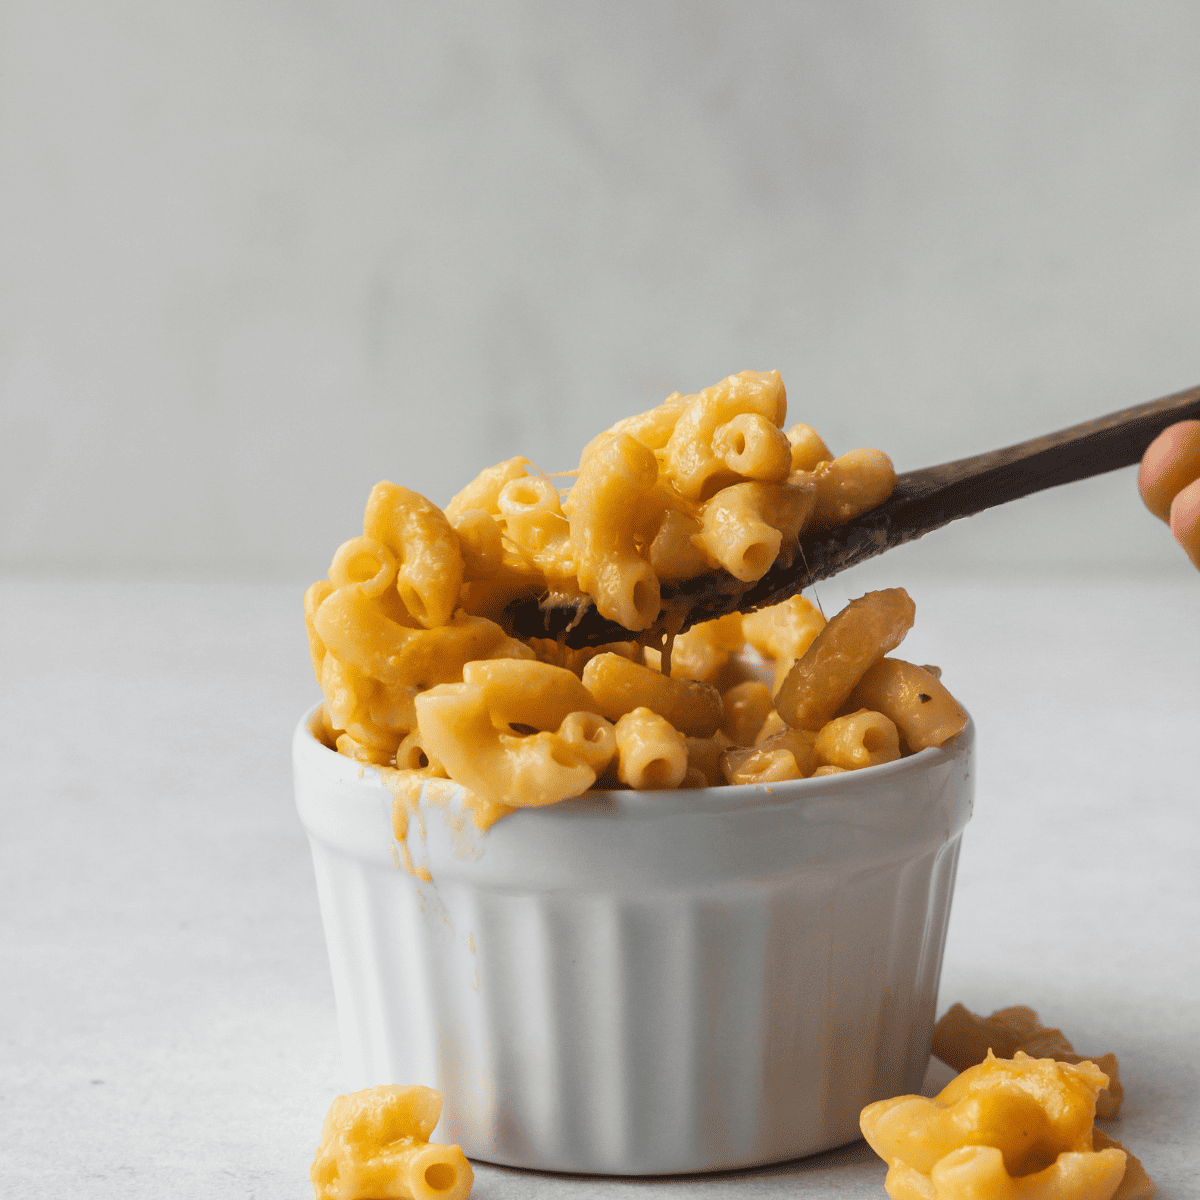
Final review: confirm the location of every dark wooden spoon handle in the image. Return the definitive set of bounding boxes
[509,383,1200,646]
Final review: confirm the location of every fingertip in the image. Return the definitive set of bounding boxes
[1169,476,1200,569]
[1139,420,1200,523]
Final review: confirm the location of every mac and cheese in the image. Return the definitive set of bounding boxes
[310,1084,473,1200]
[932,1002,1124,1120]
[304,369,967,824]
[860,1052,1154,1200]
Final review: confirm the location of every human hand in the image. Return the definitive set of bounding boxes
[1138,420,1200,568]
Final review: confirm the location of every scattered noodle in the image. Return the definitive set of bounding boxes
[931,1003,1123,1119]
[860,1052,1145,1200]
[310,1084,474,1200]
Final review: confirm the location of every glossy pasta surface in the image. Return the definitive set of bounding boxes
[303,370,967,827]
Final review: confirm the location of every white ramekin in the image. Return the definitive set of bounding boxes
[294,706,974,1175]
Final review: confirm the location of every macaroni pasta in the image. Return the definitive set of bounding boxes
[304,369,967,831]
[310,1084,473,1200]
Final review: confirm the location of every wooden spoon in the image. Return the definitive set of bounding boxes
[505,382,1200,648]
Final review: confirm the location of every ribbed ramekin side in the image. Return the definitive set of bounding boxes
[307,843,440,1095]
[426,878,859,1174]
[426,885,662,1170]
[435,884,566,1163]
[804,837,964,1155]
[398,883,753,1171]
[305,844,964,1173]
[295,707,974,1174]
[743,848,962,1165]
[864,834,964,1103]
[308,842,373,1088]
[900,835,963,1091]
[443,884,760,1173]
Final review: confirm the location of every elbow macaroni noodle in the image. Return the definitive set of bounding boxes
[311,1084,473,1200]
[860,1051,1155,1200]
[931,1003,1125,1121]
[304,369,967,829]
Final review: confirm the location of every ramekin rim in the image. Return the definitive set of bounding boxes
[294,701,974,820]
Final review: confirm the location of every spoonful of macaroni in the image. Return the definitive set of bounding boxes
[501,379,1200,649]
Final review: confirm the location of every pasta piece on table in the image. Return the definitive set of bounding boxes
[1093,1130,1158,1200]
[931,1003,1123,1119]
[860,1052,1136,1200]
[310,1084,473,1200]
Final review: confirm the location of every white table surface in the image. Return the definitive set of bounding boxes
[2,568,1197,1199]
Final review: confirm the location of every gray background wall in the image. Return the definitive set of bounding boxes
[2,1,1198,581]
